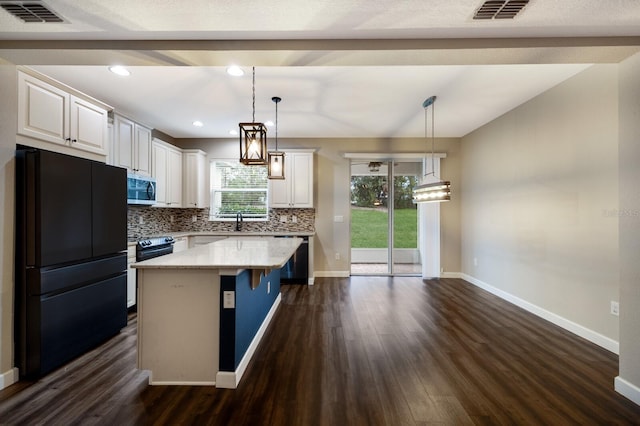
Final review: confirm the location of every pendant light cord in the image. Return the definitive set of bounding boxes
[275,99,278,151]
[423,97,437,179]
[431,100,435,178]
[424,103,436,177]
[252,66,256,123]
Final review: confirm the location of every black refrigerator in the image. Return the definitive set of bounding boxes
[15,147,128,378]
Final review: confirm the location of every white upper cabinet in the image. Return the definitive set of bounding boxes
[167,147,183,206]
[183,150,208,208]
[269,151,314,208]
[114,114,152,176]
[18,70,109,156]
[152,138,183,208]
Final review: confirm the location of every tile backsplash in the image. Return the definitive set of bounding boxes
[128,206,315,240]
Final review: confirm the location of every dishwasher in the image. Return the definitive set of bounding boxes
[276,236,308,284]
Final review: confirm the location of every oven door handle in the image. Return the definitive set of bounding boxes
[136,245,173,261]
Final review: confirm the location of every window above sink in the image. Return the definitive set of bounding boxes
[209,160,268,221]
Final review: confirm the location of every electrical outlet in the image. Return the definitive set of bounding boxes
[335,252,340,260]
[291,215,298,223]
[473,257,478,267]
[192,215,197,223]
[170,215,174,223]
[267,281,271,294]
[611,301,619,316]
[223,291,235,309]
[138,216,144,225]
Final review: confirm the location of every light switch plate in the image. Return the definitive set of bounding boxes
[223,291,235,309]
[334,215,344,223]
[280,215,288,223]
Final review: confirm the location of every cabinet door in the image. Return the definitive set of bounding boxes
[167,148,183,207]
[135,125,152,176]
[152,142,168,205]
[268,152,314,208]
[291,153,314,207]
[70,96,108,155]
[183,151,207,208]
[269,170,290,207]
[114,116,134,170]
[18,72,68,145]
[106,122,115,166]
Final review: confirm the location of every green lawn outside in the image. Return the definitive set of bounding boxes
[351,208,417,248]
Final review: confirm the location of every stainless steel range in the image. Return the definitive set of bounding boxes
[136,236,175,262]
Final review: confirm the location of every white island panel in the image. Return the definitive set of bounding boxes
[137,269,220,385]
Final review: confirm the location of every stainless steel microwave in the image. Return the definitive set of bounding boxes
[127,173,156,205]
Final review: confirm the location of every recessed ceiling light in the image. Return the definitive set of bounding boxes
[226,66,244,77]
[193,120,203,127]
[229,129,238,136]
[265,120,274,127]
[109,66,130,76]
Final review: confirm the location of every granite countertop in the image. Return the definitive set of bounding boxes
[132,236,302,270]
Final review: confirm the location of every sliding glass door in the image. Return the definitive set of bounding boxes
[350,160,421,275]
[392,162,421,274]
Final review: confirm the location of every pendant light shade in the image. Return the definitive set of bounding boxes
[239,67,268,165]
[413,180,451,202]
[239,122,267,165]
[413,95,451,203]
[268,96,285,179]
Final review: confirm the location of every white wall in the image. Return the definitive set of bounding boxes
[0,60,18,387]
[460,64,620,347]
[176,137,462,276]
[617,51,640,403]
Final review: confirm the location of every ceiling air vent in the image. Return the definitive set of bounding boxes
[473,0,529,20]
[1,1,64,23]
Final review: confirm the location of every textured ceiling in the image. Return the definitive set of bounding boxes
[2,0,640,138]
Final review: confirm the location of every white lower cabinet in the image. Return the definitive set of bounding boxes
[127,245,137,308]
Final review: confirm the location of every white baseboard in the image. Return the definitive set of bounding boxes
[215,293,282,389]
[314,271,350,278]
[441,272,462,279]
[0,367,19,390]
[615,376,640,406]
[461,273,620,354]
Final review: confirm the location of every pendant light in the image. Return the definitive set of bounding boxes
[239,67,268,165]
[268,96,285,179]
[413,96,451,203]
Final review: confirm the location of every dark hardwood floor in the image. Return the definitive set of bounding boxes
[2,277,640,425]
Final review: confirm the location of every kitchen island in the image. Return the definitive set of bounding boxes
[132,236,302,388]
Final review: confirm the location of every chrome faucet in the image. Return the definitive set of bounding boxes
[236,212,243,231]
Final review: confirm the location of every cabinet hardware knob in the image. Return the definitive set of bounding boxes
[65,137,71,142]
